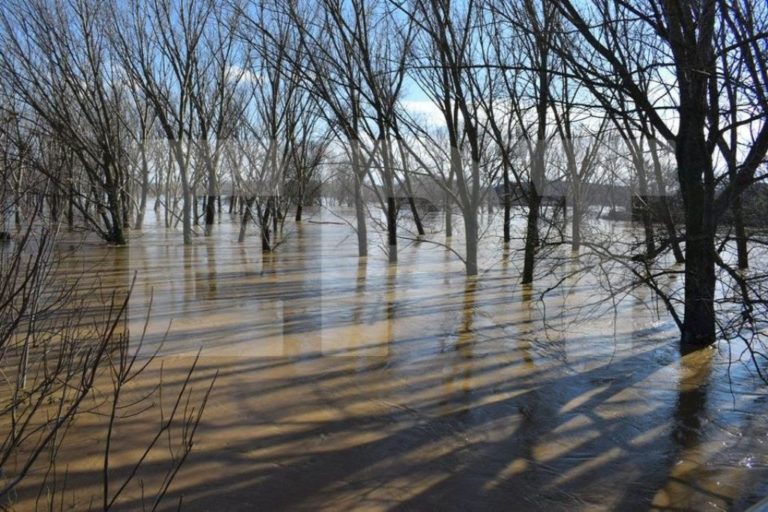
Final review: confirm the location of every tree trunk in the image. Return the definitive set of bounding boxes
[464,210,478,276]
[640,196,656,258]
[681,227,716,346]
[732,196,748,269]
[67,181,75,229]
[205,194,216,232]
[154,168,162,212]
[193,189,199,226]
[105,188,126,245]
[406,196,424,236]
[522,189,541,284]
[445,195,453,238]
[121,189,131,229]
[503,168,511,244]
[571,199,581,251]
[353,172,367,257]
[387,195,397,263]
[181,171,192,245]
[634,155,656,258]
[135,155,149,229]
[445,171,453,238]
[237,197,254,243]
[401,169,425,236]
[272,198,279,245]
[678,101,716,347]
[382,133,398,264]
[295,202,303,222]
[261,198,272,252]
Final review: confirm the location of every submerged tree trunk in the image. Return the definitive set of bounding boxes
[135,152,150,229]
[67,177,75,229]
[724,126,749,269]
[205,193,216,233]
[522,189,541,285]
[192,188,199,227]
[732,196,748,269]
[678,110,716,347]
[237,197,254,244]
[406,196,424,236]
[401,166,425,236]
[464,209,478,276]
[180,169,192,245]
[353,170,367,258]
[272,198,279,245]
[503,168,511,244]
[445,197,453,238]
[387,195,397,263]
[682,225,716,346]
[154,168,162,212]
[295,202,303,222]
[120,185,131,230]
[381,134,398,264]
[571,198,581,251]
[105,188,126,245]
[635,156,656,258]
[445,169,454,239]
[261,197,273,252]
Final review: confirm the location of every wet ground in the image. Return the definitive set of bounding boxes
[12,207,768,511]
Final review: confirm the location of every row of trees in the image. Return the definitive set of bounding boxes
[1,0,767,351]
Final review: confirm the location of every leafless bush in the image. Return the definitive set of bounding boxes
[0,210,215,510]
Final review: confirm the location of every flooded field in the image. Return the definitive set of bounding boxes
[9,207,768,511]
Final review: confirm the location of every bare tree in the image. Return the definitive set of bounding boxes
[1,0,135,243]
[554,0,768,346]
[112,0,219,245]
[397,0,493,276]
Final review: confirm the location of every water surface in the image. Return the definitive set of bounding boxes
[17,207,768,511]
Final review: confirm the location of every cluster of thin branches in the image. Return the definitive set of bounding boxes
[0,206,215,510]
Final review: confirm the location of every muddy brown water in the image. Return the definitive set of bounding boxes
[8,207,768,511]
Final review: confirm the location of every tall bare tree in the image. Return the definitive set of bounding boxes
[555,0,768,346]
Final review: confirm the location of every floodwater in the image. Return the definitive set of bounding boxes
[10,207,768,511]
